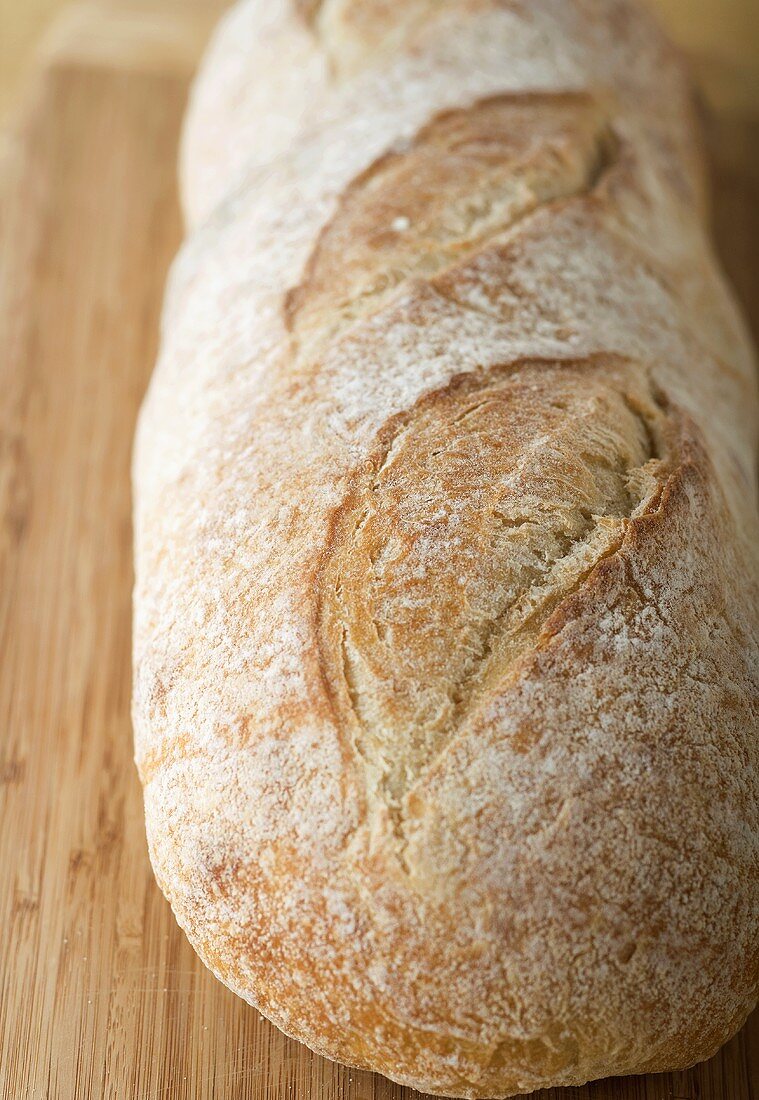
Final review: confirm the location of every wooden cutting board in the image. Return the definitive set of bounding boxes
[1,3,757,1098]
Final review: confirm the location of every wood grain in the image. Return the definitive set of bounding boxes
[0,3,756,1098]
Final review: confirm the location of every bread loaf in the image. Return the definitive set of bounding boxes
[132,1,759,1094]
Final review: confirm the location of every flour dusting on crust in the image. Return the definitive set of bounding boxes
[134,2,759,1096]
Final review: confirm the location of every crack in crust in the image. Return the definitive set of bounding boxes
[292,0,324,26]
[285,92,618,363]
[290,0,323,25]
[317,357,674,860]
[294,0,462,73]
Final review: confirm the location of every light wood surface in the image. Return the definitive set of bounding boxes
[0,3,757,1099]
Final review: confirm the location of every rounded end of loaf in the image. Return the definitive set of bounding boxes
[135,391,758,1095]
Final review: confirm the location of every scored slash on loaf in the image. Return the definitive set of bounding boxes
[132,1,759,1095]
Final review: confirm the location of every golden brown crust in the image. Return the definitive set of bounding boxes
[134,0,759,1095]
[285,94,614,356]
[316,357,667,841]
